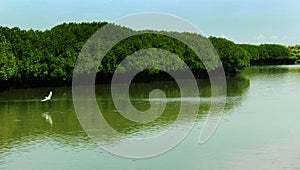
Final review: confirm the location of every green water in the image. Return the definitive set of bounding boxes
[1,65,300,169]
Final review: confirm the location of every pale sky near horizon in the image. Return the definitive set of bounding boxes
[0,0,300,45]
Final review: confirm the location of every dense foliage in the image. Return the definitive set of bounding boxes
[0,22,298,88]
[0,35,17,80]
[0,22,106,86]
[239,43,295,65]
[289,45,300,63]
[209,37,251,72]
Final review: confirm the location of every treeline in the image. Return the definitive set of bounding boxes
[0,22,298,88]
[239,43,295,65]
[0,22,106,87]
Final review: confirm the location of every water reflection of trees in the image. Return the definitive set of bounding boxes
[0,77,250,154]
[240,66,289,78]
[95,77,249,136]
[0,89,101,162]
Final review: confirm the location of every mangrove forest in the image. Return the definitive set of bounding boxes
[0,22,299,89]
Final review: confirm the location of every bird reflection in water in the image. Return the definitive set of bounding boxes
[42,112,53,126]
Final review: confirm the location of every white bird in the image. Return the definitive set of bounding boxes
[41,91,53,102]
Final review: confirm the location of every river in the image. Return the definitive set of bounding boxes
[0,65,300,169]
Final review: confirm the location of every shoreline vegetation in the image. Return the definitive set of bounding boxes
[0,22,299,90]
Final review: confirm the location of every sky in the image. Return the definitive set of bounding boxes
[0,0,300,45]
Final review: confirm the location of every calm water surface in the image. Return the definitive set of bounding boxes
[0,65,300,169]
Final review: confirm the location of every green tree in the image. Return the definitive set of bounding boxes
[0,22,297,87]
[0,35,17,80]
[289,45,300,62]
[209,37,251,72]
[261,44,291,59]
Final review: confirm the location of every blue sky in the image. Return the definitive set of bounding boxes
[1,0,300,45]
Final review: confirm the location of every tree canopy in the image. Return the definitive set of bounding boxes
[0,22,297,88]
